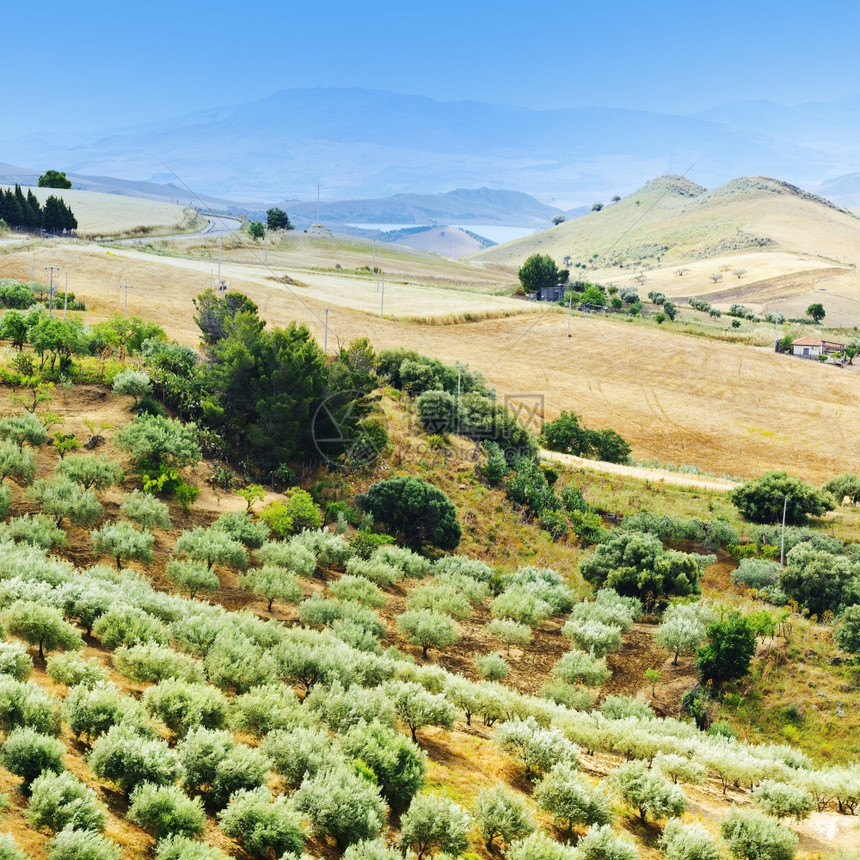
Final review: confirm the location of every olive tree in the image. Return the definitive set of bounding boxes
[731,471,833,525]
[240,564,303,611]
[0,440,35,485]
[45,828,120,860]
[751,780,815,822]
[56,455,123,492]
[112,369,152,409]
[720,808,797,860]
[495,717,580,778]
[88,724,181,794]
[534,761,613,837]
[660,820,722,860]
[488,618,532,654]
[656,603,715,665]
[576,825,639,860]
[175,527,248,571]
[127,782,205,840]
[165,559,220,599]
[1,727,65,790]
[26,769,106,833]
[92,521,154,569]
[5,600,83,659]
[609,761,687,822]
[218,787,305,859]
[552,650,611,687]
[386,680,455,742]
[27,478,102,527]
[397,609,460,658]
[473,784,534,851]
[120,489,172,530]
[399,794,470,860]
[294,764,388,849]
[115,413,201,473]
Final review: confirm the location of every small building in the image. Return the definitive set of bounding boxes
[532,285,567,302]
[791,336,845,358]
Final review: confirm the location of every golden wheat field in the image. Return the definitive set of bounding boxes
[2,237,859,484]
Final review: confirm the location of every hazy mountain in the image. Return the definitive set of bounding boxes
[0,88,840,206]
[284,187,563,228]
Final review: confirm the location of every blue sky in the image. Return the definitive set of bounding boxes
[5,0,860,134]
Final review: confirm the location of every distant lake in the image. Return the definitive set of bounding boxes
[350,224,537,244]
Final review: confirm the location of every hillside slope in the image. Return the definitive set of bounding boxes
[473,175,860,323]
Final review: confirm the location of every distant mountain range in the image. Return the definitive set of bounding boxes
[4,88,860,210]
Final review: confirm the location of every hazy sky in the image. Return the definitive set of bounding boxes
[5,0,860,135]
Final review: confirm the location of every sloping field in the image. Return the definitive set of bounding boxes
[1,186,200,237]
[2,241,857,484]
[473,175,860,325]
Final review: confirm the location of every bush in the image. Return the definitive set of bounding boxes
[294,765,388,849]
[540,680,596,711]
[835,604,860,654]
[0,835,25,860]
[416,389,462,435]
[751,779,815,822]
[92,604,168,649]
[330,575,386,607]
[399,794,470,859]
[476,652,509,681]
[165,559,221,599]
[143,678,228,735]
[63,681,148,742]
[660,820,722,860]
[610,761,686,822]
[407,583,472,620]
[696,612,757,691]
[46,829,120,860]
[731,471,833,525]
[356,477,461,551]
[154,836,230,860]
[262,726,341,788]
[473,784,534,850]
[580,531,712,601]
[88,724,180,794]
[113,642,203,684]
[128,783,205,839]
[576,825,639,860]
[0,641,31,680]
[113,369,152,406]
[4,600,83,659]
[177,727,270,810]
[552,650,611,687]
[27,770,105,833]
[1,726,65,790]
[211,510,270,548]
[218,787,305,859]
[720,807,797,860]
[121,489,172,530]
[534,760,613,837]
[561,618,622,657]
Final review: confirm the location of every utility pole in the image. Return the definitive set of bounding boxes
[380,275,385,318]
[217,234,223,283]
[43,266,59,318]
[121,281,132,317]
[64,272,69,318]
[567,294,572,337]
[324,309,329,354]
[264,226,269,266]
[371,240,376,276]
[780,494,788,567]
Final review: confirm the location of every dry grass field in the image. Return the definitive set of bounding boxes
[0,187,202,237]
[474,175,860,326]
[2,228,859,484]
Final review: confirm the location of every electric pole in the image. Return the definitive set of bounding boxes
[121,281,132,317]
[43,266,59,318]
[324,309,329,354]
